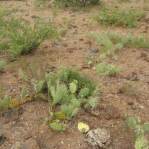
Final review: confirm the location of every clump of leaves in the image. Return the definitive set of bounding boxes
[90,32,149,59]
[106,32,149,49]
[126,116,149,149]
[0,60,6,72]
[0,12,59,57]
[96,7,145,27]
[96,63,121,76]
[54,0,100,7]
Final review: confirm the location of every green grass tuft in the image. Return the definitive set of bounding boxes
[96,7,145,28]
[96,63,121,76]
[0,10,59,57]
[90,32,149,59]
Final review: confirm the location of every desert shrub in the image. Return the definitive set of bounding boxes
[126,117,149,149]
[54,0,100,7]
[0,9,59,57]
[96,7,145,27]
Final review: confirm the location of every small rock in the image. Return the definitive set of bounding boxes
[0,132,6,146]
[63,43,68,47]
[81,64,90,70]
[67,47,75,53]
[89,48,99,54]
[31,15,38,19]
[86,128,111,148]
[140,52,149,62]
[127,101,134,106]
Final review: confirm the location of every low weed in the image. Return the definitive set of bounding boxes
[126,116,149,149]
[90,32,149,59]
[96,7,145,28]
[0,9,59,57]
[96,63,121,76]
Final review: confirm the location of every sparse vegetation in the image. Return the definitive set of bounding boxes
[49,120,66,132]
[126,117,149,149]
[91,32,149,59]
[106,32,149,49]
[96,7,145,27]
[96,63,121,76]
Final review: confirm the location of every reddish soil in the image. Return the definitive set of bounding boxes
[0,0,149,149]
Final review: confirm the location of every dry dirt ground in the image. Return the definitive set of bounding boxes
[0,0,149,149]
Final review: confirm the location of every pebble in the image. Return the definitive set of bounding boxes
[86,128,111,148]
